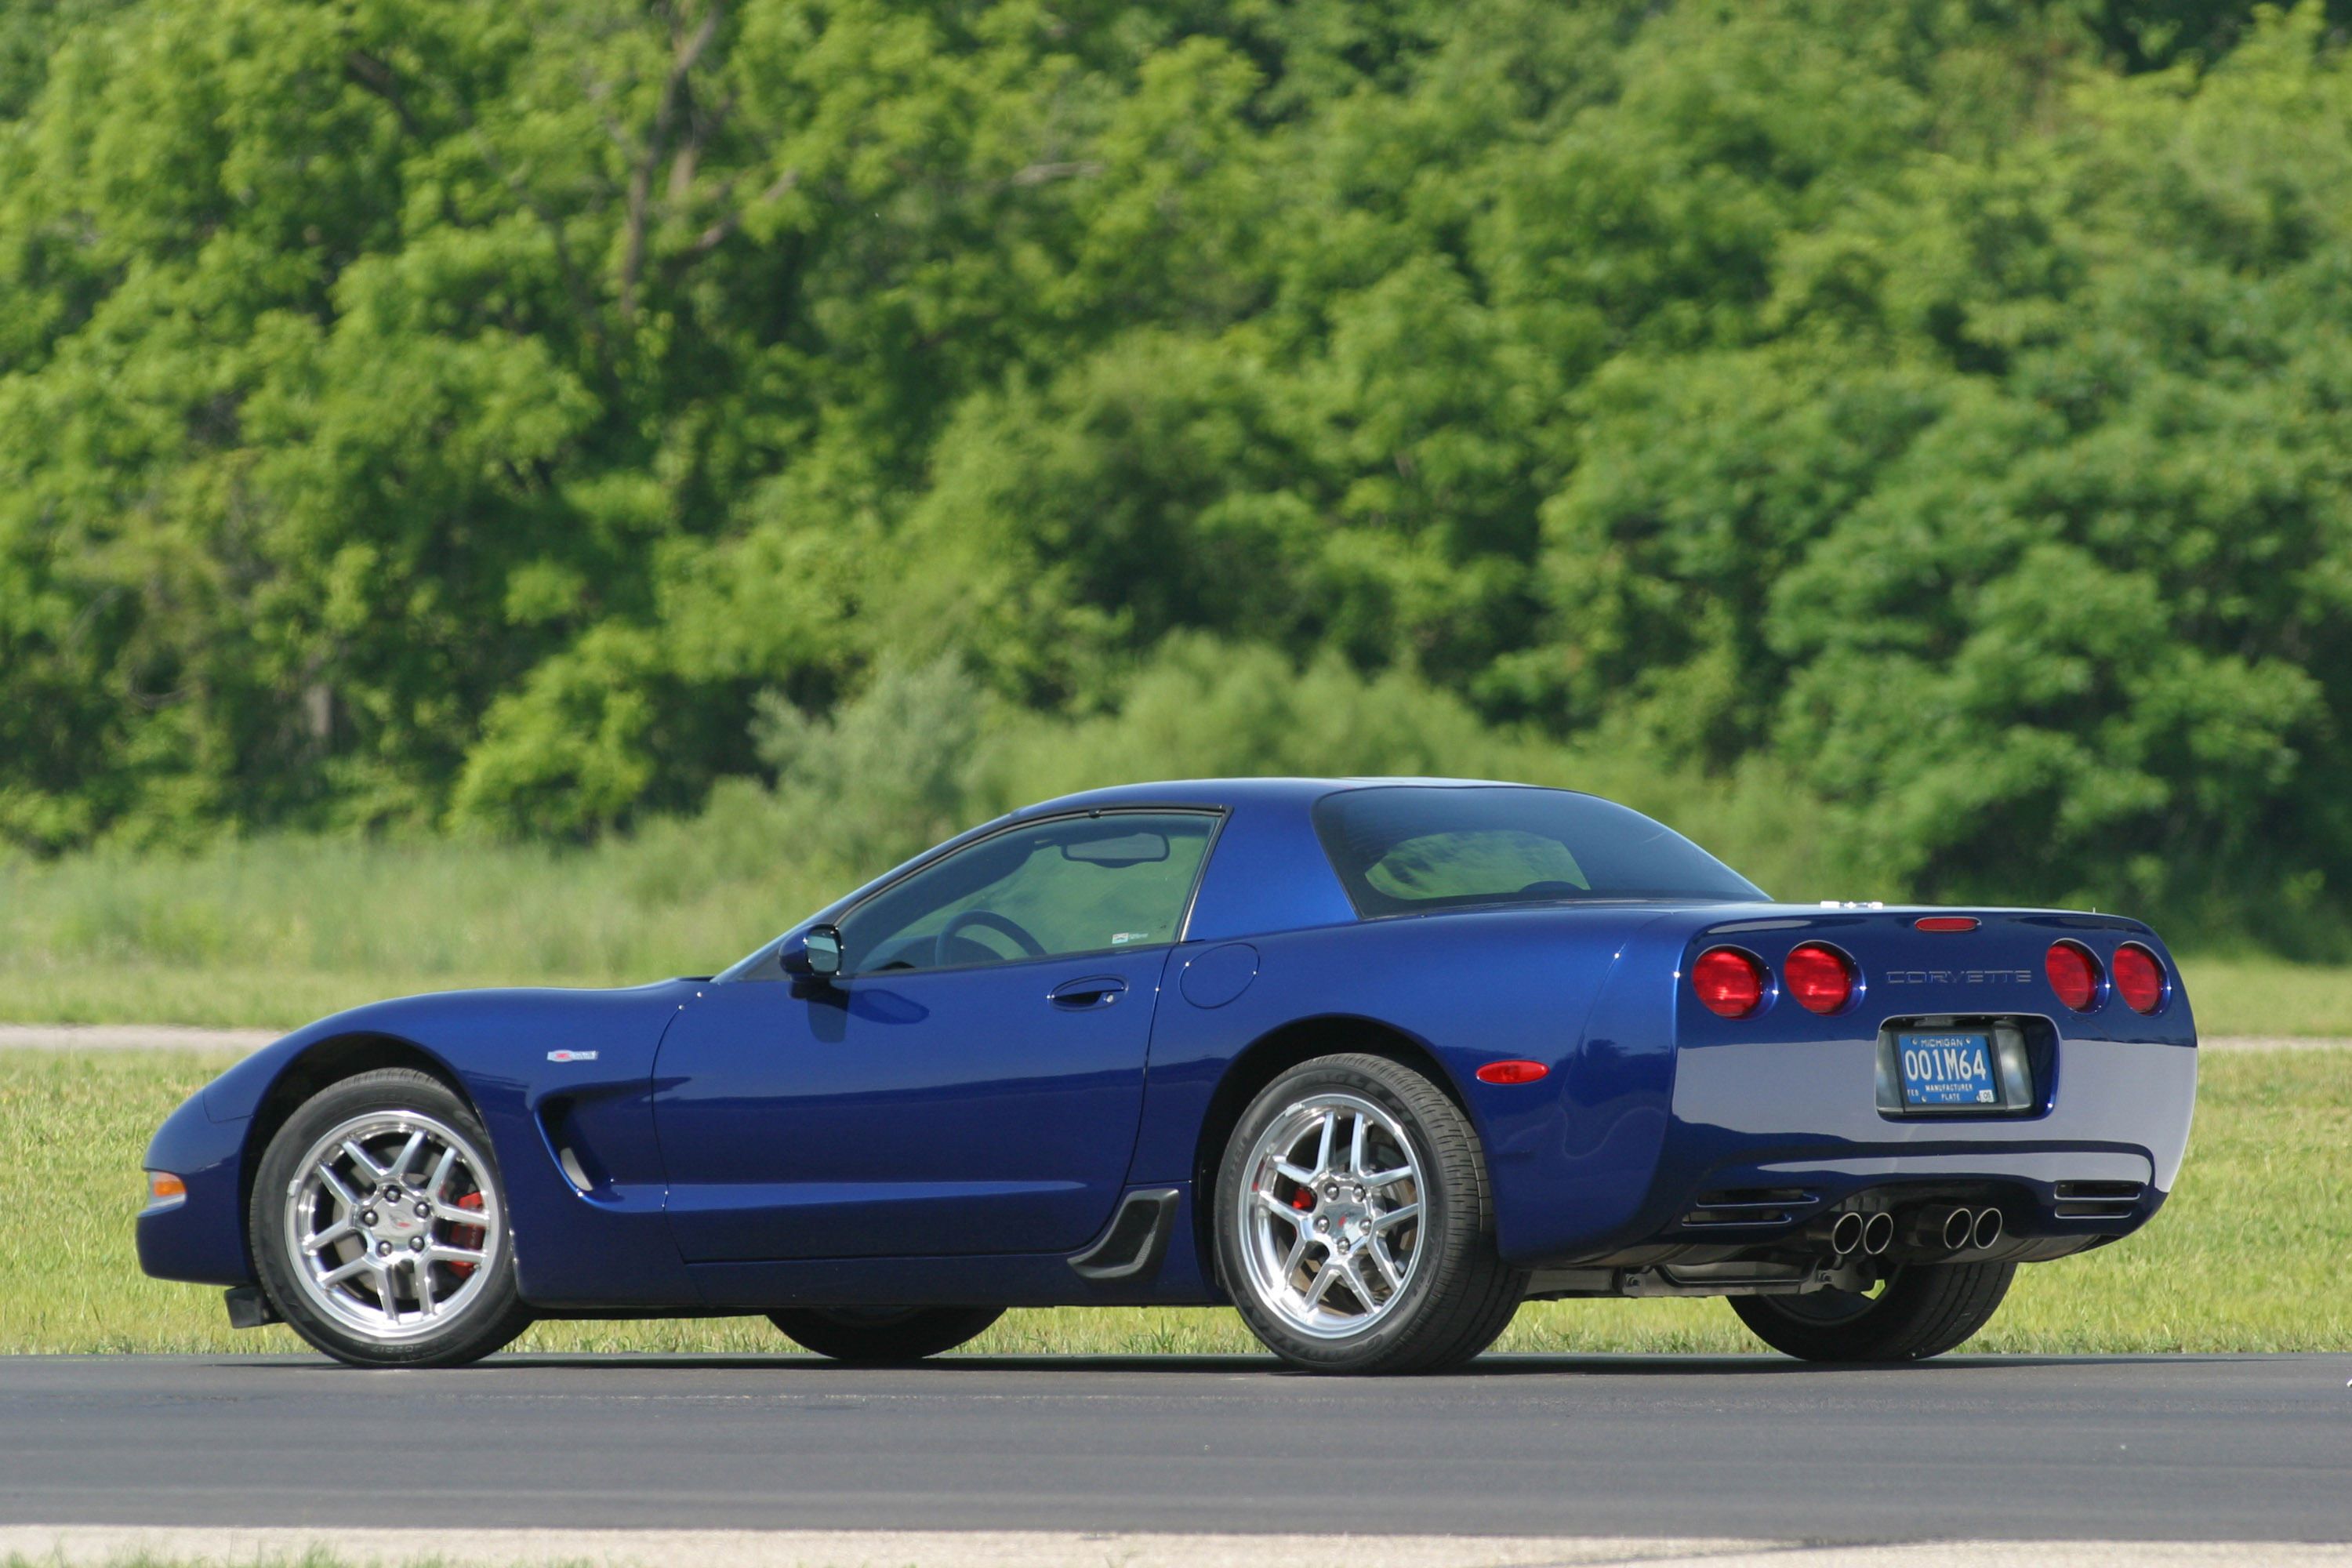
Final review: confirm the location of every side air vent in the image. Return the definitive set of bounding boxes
[2053,1179,2144,1220]
[538,1097,608,1195]
[1069,1189,1181,1282]
[1679,1188,1817,1229]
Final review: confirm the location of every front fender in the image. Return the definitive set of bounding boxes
[140,980,708,1308]
[136,1092,253,1285]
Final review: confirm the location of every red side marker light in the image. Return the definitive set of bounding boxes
[1915,916,1980,932]
[1475,1059,1549,1085]
[1783,943,1855,1014]
[2112,943,2167,1014]
[1692,946,1766,1018]
[2045,941,2102,1011]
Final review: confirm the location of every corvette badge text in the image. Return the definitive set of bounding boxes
[1882,969,2032,985]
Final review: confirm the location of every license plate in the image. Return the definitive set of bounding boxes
[1896,1031,1998,1109]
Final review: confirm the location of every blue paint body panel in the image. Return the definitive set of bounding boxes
[135,1093,251,1285]
[652,949,1175,1261]
[146,981,708,1305]
[137,778,2200,1318]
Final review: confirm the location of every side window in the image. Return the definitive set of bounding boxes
[837,813,1216,975]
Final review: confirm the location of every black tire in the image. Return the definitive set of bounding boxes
[1214,1053,1526,1374]
[251,1067,532,1368]
[768,1306,1004,1363]
[1730,1261,2016,1362]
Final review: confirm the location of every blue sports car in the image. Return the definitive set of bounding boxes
[138,779,2197,1373]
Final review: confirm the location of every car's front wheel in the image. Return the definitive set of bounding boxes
[768,1306,1004,1363]
[251,1067,532,1368]
[1730,1261,2016,1361]
[1215,1053,1525,1374]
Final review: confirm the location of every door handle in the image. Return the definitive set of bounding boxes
[1048,976,1129,1010]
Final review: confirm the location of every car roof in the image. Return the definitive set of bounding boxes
[1011,776,1550,817]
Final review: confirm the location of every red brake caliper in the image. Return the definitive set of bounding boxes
[446,1191,485,1277]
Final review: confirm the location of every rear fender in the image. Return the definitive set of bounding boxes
[1133,907,1690,1270]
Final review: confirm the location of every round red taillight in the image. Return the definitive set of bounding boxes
[2112,943,2166,1014]
[1692,946,1766,1018]
[2045,941,2102,1011]
[1783,943,1855,1014]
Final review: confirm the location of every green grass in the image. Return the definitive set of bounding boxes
[0,815,829,1031]
[2171,956,2352,1038]
[3,1046,2343,1357]
[3,829,2350,1035]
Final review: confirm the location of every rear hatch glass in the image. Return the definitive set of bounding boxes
[1313,786,1765,918]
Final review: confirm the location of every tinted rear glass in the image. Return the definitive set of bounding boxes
[1312,786,1764,917]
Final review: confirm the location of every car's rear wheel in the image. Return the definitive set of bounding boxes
[768,1306,1004,1363]
[1729,1261,2015,1361]
[1214,1053,1525,1374]
[251,1068,532,1368]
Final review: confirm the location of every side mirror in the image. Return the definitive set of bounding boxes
[780,924,843,980]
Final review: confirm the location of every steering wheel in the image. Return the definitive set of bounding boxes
[938,908,1048,964]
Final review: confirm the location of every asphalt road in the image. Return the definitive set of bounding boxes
[2,1354,2348,1541]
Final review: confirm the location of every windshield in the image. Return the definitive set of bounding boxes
[1312,786,1765,917]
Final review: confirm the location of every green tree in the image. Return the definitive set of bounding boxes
[6,0,2352,945]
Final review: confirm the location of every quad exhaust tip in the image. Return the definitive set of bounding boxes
[1896,1204,1980,1253]
[1918,1204,2002,1253]
[1824,1204,1987,1261]
[1818,1210,1891,1258]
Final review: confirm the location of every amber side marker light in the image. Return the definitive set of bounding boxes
[1475,1060,1550,1086]
[145,1172,186,1207]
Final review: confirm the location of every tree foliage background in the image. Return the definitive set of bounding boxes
[6,0,2352,949]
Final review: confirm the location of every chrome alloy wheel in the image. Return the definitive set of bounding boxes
[1236,1091,1425,1339]
[281,1110,502,1342]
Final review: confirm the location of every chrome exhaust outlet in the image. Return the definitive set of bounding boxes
[1904,1205,1976,1252]
[1806,1211,1866,1256]
[1970,1207,2004,1251]
[1860,1210,1894,1256]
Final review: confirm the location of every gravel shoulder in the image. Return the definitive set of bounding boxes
[2,1526,2350,1568]
[0,1023,281,1053]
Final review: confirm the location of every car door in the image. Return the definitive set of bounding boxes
[652,810,1218,1262]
